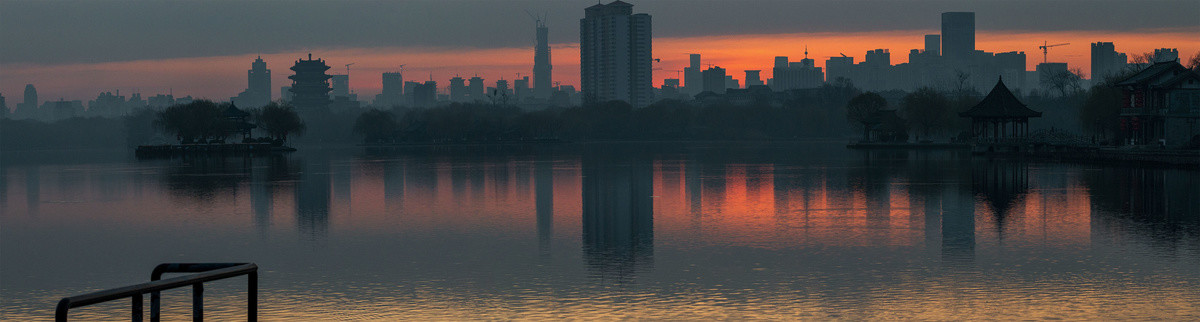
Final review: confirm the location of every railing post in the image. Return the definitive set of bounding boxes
[133,293,144,322]
[55,298,71,322]
[193,283,204,322]
[248,271,258,322]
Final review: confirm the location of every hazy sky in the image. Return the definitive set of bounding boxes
[1,0,1198,102]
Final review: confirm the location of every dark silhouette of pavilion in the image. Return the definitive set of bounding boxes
[960,77,1041,142]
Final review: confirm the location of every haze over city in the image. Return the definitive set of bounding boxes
[2,0,1197,101]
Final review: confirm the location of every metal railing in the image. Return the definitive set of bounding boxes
[55,262,257,322]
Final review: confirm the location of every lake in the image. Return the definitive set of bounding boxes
[2,141,1198,320]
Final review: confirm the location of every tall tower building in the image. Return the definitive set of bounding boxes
[468,76,485,102]
[580,1,652,107]
[533,18,553,99]
[744,70,762,88]
[248,56,271,106]
[376,72,404,107]
[331,75,350,98]
[1090,42,1127,81]
[235,56,272,108]
[684,54,702,95]
[941,12,975,62]
[449,76,468,102]
[288,54,333,112]
[16,84,38,118]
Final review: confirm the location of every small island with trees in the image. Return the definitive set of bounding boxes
[135,100,305,157]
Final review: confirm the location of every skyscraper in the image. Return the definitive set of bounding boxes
[17,84,38,118]
[941,12,975,62]
[533,17,553,99]
[702,66,726,94]
[684,54,702,95]
[234,56,272,108]
[744,70,763,88]
[331,75,350,98]
[248,56,271,106]
[580,1,652,107]
[375,72,404,107]
[1091,42,1127,81]
[468,76,485,102]
[449,76,467,102]
[288,54,332,112]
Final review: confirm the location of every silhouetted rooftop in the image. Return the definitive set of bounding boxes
[223,103,250,118]
[959,78,1041,119]
[1115,61,1187,87]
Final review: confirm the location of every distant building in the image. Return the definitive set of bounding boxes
[468,76,485,102]
[147,94,175,109]
[331,74,350,98]
[772,53,823,91]
[449,76,468,102]
[533,18,553,99]
[375,72,404,107]
[924,34,941,56]
[1036,62,1069,91]
[744,70,763,88]
[702,66,727,94]
[684,54,702,95]
[288,54,333,113]
[15,84,38,119]
[1154,48,1180,63]
[233,56,271,108]
[825,56,855,84]
[580,0,652,107]
[280,86,293,102]
[514,76,531,101]
[412,81,437,107]
[941,12,975,63]
[1091,42,1128,82]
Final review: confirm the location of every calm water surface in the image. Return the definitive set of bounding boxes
[2,141,1198,320]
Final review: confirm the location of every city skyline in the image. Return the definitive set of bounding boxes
[2,1,1198,103]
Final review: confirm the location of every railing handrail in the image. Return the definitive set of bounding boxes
[55,262,257,321]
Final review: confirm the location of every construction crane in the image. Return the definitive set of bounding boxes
[1038,41,1069,64]
[345,63,355,76]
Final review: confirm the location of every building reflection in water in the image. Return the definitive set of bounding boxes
[384,159,405,214]
[535,158,553,257]
[970,158,1029,236]
[1086,166,1200,247]
[296,156,331,239]
[581,151,654,279]
[24,166,39,216]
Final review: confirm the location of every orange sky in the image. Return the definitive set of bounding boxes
[1,29,1196,103]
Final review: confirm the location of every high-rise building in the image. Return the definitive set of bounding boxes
[468,76,485,102]
[684,54,702,95]
[234,56,272,108]
[449,76,468,102]
[580,1,652,107]
[374,72,404,107]
[924,34,941,56]
[495,79,511,98]
[16,84,38,118]
[825,56,855,84]
[1153,48,1179,63]
[331,75,350,98]
[515,76,531,101]
[288,54,333,112]
[412,81,437,107]
[1090,42,1128,82]
[701,66,726,94]
[941,12,975,62]
[533,18,553,99]
[744,70,763,88]
[281,87,293,102]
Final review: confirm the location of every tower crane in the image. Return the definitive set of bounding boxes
[1038,41,1069,64]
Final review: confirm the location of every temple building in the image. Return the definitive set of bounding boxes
[960,77,1042,144]
[1113,61,1200,146]
[288,54,332,113]
[223,102,255,141]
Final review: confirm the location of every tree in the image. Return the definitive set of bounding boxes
[1079,84,1123,141]
[353,109,399,143]
[1187,51,1200,71]
[846,92,888,140]
[256,102,306,142]
[154,100,224,143]
[1042,67,1084,97]
[900,87,951,140]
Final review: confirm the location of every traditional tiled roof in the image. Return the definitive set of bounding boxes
[959,78,1042,119]
[1115,61,1187,87]
[223,103,250,118]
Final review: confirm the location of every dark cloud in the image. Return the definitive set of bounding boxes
[2,0,1196,64]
